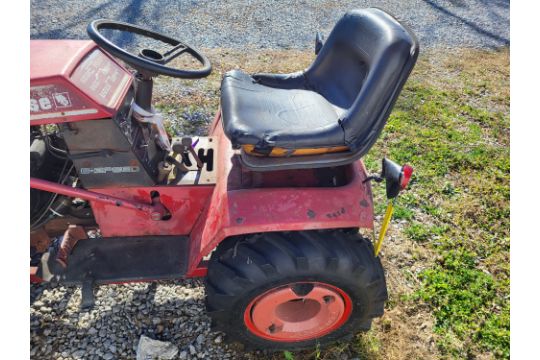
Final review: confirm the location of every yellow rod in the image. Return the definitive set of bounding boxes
[374,201,394,256]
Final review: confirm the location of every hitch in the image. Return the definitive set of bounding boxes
[366,158,414,256]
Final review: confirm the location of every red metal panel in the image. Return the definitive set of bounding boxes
[31,40,94,79]
[185,261,209,278]
[30,40,133,125]
[31,105,374,279]
[89,186,214,237]
[30,267,43,284]
[186,112,374,274]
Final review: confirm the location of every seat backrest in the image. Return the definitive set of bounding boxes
[305,8,419,152]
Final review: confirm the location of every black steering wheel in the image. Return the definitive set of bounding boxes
[87,19,212,79]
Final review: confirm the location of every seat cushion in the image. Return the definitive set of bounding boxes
[221,70,345,150]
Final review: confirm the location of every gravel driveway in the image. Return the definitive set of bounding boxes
[31,281,240,359]
[31,0,509,49]
[30,1,509,359]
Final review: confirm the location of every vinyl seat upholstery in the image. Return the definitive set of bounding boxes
[220,8,419,165]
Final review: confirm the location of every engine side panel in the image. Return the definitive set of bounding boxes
[61,118,159,187]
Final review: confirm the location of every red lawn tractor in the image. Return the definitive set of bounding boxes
[30,8,418,350]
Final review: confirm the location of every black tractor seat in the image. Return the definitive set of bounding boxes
[220,8,419,171]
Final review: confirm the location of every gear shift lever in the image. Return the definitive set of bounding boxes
[171,137,203,169]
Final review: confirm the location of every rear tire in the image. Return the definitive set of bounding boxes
[204,230,388,350]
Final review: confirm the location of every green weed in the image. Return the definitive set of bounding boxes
[283,351,295,360]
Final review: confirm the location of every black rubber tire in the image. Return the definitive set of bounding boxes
[204,230,388,351]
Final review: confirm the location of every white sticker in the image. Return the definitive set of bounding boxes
[53,92,72,108]
[30,99,40,112]
[38,97,52,110]
[80,166,140,175]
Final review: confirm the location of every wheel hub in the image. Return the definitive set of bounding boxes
[244,282,352,342]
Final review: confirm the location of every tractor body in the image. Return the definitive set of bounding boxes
[30,39,374,283]
[30,8,417,349]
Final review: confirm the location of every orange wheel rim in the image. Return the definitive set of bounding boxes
[244,282,353,342]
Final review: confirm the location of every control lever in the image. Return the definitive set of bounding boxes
[365,158,414,257]
[172,137,203,169]
[165,155,189,172]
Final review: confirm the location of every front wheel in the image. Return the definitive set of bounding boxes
[204,230,388,350]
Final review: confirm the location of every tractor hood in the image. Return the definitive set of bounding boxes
[30,40,133,125]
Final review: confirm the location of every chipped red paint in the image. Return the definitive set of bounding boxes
[76,112,373,278]
[185,112,374,275]
[29,105,374,282]
[88,186,213,237]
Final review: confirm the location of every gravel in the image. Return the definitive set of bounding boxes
[30,280,257,359]
[31,0,509,49]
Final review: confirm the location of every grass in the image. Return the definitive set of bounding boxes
[154,47,509,359]
[365,48,510,359]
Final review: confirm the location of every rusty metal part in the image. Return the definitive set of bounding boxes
[30,228,52,253]
[41,216,97,238]
[165,155,189,172]
[157,161,173,183]
[56,225,87,268]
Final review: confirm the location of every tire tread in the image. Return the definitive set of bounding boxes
[205,230,388,351]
